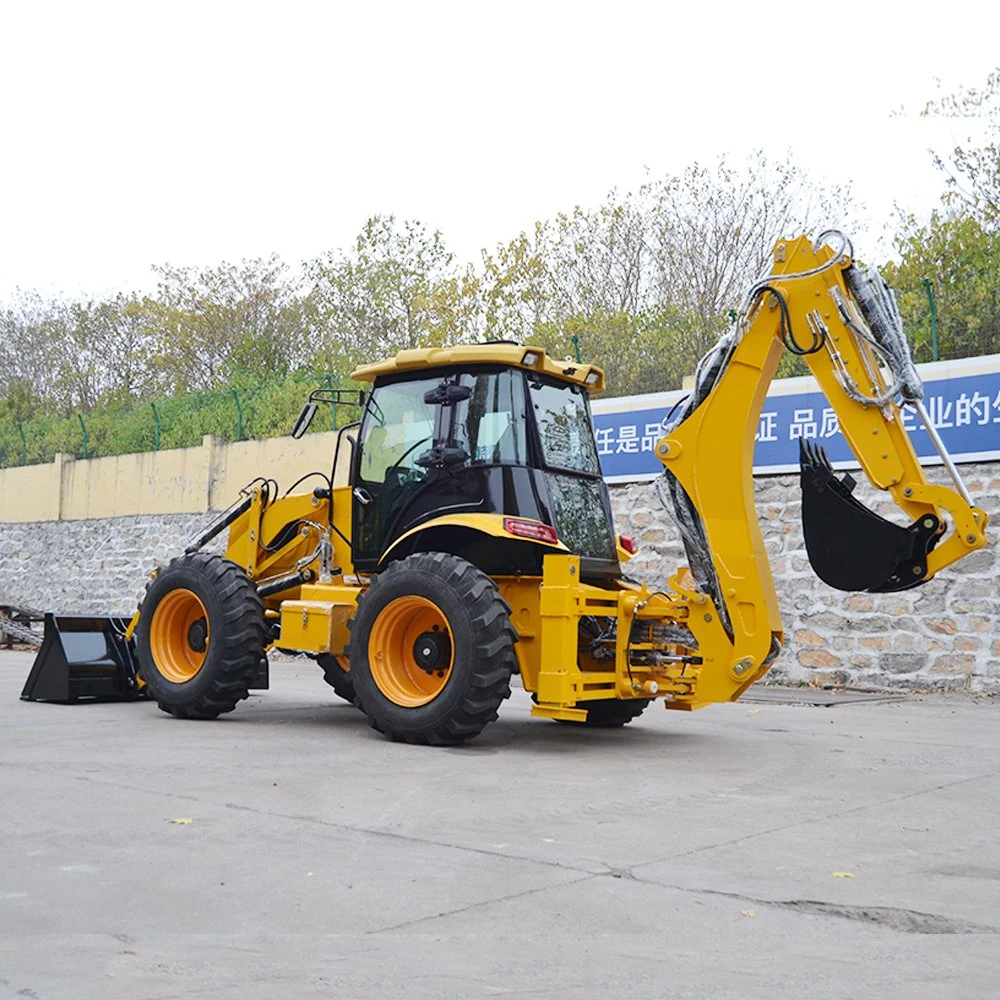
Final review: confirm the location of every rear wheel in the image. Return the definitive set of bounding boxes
[135,553,266,719]
[576,698,650,727]
[349,552,516,745]
[317,654,357,705]
[535,693,651,727]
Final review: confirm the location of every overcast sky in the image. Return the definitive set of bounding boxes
[1,1,997,302]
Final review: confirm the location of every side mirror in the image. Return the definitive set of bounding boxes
[291,402,318,439]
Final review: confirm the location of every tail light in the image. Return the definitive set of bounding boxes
[503,518,559,545]
[619,534,638,554]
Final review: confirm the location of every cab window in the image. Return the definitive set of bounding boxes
[358,379,436,485]
[530,380,600,475]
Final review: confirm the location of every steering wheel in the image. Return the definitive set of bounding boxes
[387,435,432,472]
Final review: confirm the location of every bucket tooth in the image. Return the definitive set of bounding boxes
[798,440,939,593]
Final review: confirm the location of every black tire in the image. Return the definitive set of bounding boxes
[535,693,651,728]
[348,552,516,745]
[135,552,266,719]
[316,654,358,705]
[576,698,650,728]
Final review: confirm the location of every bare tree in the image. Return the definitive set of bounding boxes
[923,68,1000,226]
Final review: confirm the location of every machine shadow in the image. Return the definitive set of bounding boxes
[223,693,704,756]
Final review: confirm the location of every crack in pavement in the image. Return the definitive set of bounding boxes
[0,760,203,804]
[9,759,1000,941]
[633,769,999,870]
[678,885,997,935]
[220,800,601,876]
[362,860,1000,937]
[0,978,44,1000]
[590,866,999,935]
[4,762,594,877]
[367,873,598,934]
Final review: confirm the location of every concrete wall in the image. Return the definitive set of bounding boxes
[0,431,348,523]
[1,438,996,692]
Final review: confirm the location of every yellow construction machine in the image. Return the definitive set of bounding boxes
[22,232,989,744]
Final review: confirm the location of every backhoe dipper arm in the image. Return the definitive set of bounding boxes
[654,233,988,703]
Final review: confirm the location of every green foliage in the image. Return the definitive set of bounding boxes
[882,212,1000,361]
[0,369,349,469]
[4,118,1000,472]
[481,152,853,394]
[304,215,480,375]
[150,255,305,393]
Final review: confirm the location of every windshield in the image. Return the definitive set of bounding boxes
[529,379,601,475]
[359,369,529,483]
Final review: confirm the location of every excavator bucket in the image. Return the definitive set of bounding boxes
[20,615,143,703]
[798,440,939,594]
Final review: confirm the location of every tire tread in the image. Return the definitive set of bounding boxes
[349,553,515,745]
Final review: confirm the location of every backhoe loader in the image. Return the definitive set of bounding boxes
[22,231,989,744]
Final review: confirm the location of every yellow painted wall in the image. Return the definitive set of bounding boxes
[0,459,61,522]
[61,442,213,519]
[0,431,351,523]
[210,431,347,509]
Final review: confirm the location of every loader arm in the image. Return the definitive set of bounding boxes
[654,234,989,702]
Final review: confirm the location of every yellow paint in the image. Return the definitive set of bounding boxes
[211,428,355,508]
[124,610,141,641]
[0,430,349,524]
[654,235,988,707]
[279,599,354,654]
[530,704,588,722]
[495,576,542,690]
[61,442,214,519]
[351,343,606,394]
[381,512,568,564]
[7,239,988,724]
[501,557,697,720]
[0,459,61,521]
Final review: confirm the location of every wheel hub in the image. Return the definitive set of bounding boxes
[367,595,455,707]
[413,629,451,673]
[187,617,208,653]
[148,587,211,684]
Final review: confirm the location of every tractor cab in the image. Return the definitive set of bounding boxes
[348,345,620,580]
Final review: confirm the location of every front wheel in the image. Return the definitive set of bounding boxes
[348,552,516,745]
[135,553,266,719]
[316,654,357,705]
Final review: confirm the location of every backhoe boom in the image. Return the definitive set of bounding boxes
[654,233,988,703]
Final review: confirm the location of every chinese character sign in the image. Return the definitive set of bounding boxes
[591,358,1000,482]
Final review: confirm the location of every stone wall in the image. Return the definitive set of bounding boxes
[2,462,997,693]
[610,461,999,693]
[0,513,226,617]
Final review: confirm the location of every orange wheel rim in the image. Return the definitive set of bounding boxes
[149,588,210,683]
[368,596,453,707]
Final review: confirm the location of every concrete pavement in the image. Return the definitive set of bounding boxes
[1,650,998,999]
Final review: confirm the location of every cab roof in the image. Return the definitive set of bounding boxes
[350,343,606,394]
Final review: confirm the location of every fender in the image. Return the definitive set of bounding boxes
[379,512,569,566]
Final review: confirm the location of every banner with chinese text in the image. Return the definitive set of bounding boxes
[591,354,1000,482]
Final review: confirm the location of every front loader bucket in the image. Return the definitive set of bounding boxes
[20,615,143,703]
[799,440,939,593]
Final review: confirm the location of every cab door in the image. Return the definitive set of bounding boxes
[352,376,438,567]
